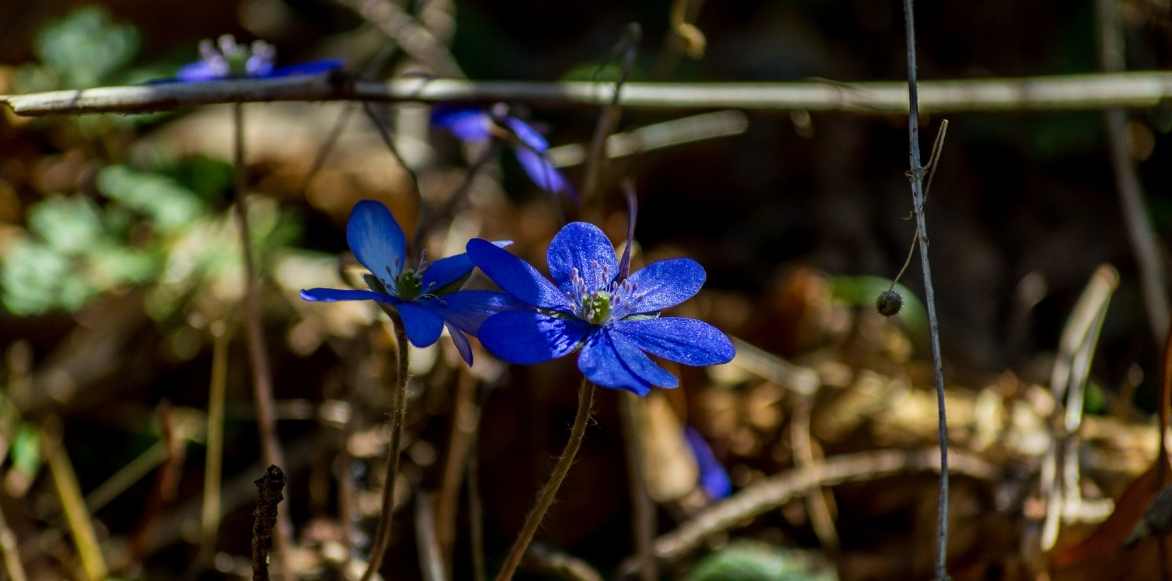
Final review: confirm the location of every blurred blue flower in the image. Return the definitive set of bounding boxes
[169,35,342,82]
[300,200,515,365]
[466,221,734,395]
[431,106,575,199]
[684,427,732,500]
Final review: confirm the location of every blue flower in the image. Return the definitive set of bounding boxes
[431,106,575,199]
[684,427,732,500]
[171,35,342,82]
[300,200,515,365]
[466,222,734,395]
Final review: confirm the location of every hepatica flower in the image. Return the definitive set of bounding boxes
[300,200,513,365]
[432,106,575,199]
[466,222,734,395]
[172,35,342,82]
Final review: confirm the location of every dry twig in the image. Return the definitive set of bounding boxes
[252,465,288,581]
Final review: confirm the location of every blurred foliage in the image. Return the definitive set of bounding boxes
[97,165,209,235]
[15,6,140,92]
[1,153,299,317]
[687,543,837,581]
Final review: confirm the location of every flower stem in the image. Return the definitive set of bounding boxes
[495,378,596,581]
[361,309,410,581]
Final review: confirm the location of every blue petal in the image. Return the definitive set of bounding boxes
[432,107,492,142]
[614,258,706,318]
[421,241,512,293]
[347,200,407,287]
[268,59,345,78]
[465,239,571,310]
[503,116,549,152]
[300,288,397,303]
[515,148,575,197]
[397,301,445,347]
[478,310,590,364]
[547,222,618,295]
[246,54,275,77]
[613,317,735,366]
[577,331,652,396]
[684,428,732,500]
[608,329,678,389]
[447,323,474,366]
[175,60,227,82]
[431,290,521,334]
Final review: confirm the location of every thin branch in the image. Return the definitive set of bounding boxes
[1098,0,1170,344]
[361,309,411,581]
[233,103,293,580]
[890,119,950,289]
[901,2,951,579]
[11,72,1172,116]
[581,24,641,202]
[334,0,463,77]
[84,441,166,514]
[495,379,596,581]
[546,110,749,168]
[299,44,400,197]
[642,448,994,567]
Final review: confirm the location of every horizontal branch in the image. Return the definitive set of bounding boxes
[4,71,1172,116]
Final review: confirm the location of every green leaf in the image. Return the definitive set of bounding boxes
[0,238,93,315]
[97,165,205,234]
[688,543,837,581]
[28,196,104,254]
[34,6,140,88]
[10,424,41,477]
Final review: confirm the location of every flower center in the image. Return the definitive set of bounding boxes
[581,290,613,325]
[198,35,275,78]
[395,269,424,300]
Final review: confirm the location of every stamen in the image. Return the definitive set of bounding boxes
[395,268,424,299]
[570,267,590,307]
